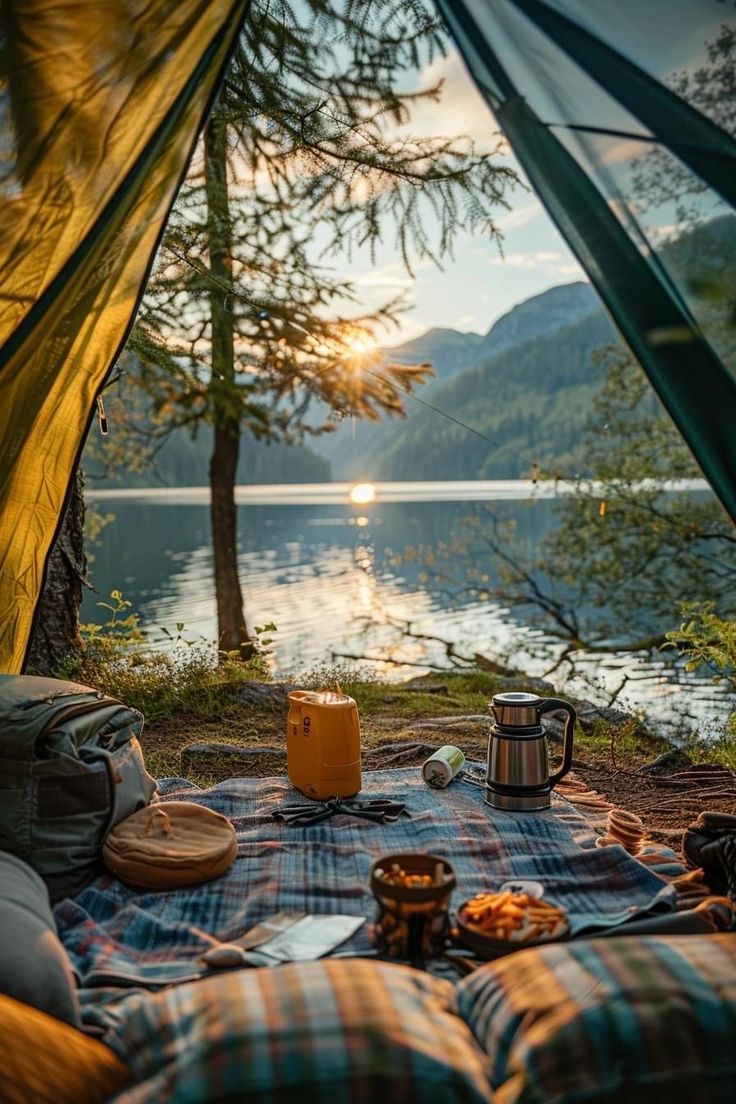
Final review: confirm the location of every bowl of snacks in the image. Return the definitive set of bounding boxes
[456,890,570,959]
[370,853,455,962]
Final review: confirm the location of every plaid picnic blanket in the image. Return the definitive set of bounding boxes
[54,768,676,997]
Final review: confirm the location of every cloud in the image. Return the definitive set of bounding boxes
[647,223,678,241]
[489,250,583,277]
[496,201,541,232]
[490,251,557,269]
[599,137,652,167]
[391,48,503,152]
[352,265,414,290]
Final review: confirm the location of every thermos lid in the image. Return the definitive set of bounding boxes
[491,691,542,729]
[288,689,354,707]
[492,692,542,707]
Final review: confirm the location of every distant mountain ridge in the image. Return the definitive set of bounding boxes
[90,279,609,487]
[87,428,330,488]
[309,280,606,479]
[375,307,616,480]
[475,281,597,358]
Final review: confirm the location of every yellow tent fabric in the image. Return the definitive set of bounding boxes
[0,0,248,672]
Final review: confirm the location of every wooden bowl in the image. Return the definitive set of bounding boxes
[370,854,455,907]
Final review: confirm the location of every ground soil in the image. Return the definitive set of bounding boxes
[140,680,736,857]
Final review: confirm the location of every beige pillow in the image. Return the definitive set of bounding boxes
[102,802,238,890]
[0,993,132,1104]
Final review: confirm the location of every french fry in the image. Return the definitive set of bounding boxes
[461,891,569,943]
[504,905,526,920]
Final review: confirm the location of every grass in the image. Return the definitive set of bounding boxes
[74,643,735,786]
[80,644,264,721]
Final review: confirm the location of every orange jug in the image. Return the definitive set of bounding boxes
[286,690,362,800]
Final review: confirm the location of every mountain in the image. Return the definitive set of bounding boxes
[374,308,616,480]
[309,280,605,479]
[476,281,597,358]
[387,327,485,391]
[300,326,489,476]
[86,214,734,489]
[87,280,608,488]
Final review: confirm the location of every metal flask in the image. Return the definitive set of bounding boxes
[485,692,576,811]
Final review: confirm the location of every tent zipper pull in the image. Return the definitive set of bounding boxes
[96,394,109,435]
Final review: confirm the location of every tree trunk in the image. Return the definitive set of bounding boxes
[25,469,87,675]
[210,421,252,655]
[205,110,254,659]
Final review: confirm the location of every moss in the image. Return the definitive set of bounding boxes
[574,716,671,765]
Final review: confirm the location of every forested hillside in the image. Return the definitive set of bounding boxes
[309,280,611,480]
[374,308,616,479]
[86,428,331,487]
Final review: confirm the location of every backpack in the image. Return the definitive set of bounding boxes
[0,675,157,902]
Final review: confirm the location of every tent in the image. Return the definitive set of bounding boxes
[0,0,734,673]
[436,0,736,517]
[0,0,249,672]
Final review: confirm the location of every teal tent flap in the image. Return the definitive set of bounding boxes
[436,0,736,521]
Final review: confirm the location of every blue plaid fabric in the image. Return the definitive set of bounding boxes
[457,933,736,1103]
[103,959,494,1104]
[55,769,676,996]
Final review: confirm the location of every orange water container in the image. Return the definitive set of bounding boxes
[286,690,362,800]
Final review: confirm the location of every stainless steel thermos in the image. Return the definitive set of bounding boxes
[485,692,576,811]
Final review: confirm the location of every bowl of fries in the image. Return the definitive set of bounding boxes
[456,890,570,958]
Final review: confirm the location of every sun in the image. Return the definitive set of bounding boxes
[349,483,376,505]
[346,335,376,356]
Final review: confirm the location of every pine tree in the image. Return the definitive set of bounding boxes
[115,0,518,656]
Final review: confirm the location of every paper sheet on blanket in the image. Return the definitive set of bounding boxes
[246,914,366,965]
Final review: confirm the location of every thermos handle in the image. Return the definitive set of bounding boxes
[538,698,576,787]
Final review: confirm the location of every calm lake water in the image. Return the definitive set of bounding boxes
[84,481,725,738]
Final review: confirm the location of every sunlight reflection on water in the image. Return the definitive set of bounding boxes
[83,483,727,740]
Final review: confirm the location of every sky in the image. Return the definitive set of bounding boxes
[344,46,585,345]
[332,0,729,347]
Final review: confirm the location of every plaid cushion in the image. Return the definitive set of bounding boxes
[105,958,492,1104]
[457,934,736,1103]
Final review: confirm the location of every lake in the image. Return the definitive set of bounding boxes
[84,480,725,738]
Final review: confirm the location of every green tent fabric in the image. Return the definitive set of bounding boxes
[0,0,249,673]
[436,0,736,522]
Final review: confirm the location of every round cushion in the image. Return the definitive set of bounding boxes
[102,802,238,890]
